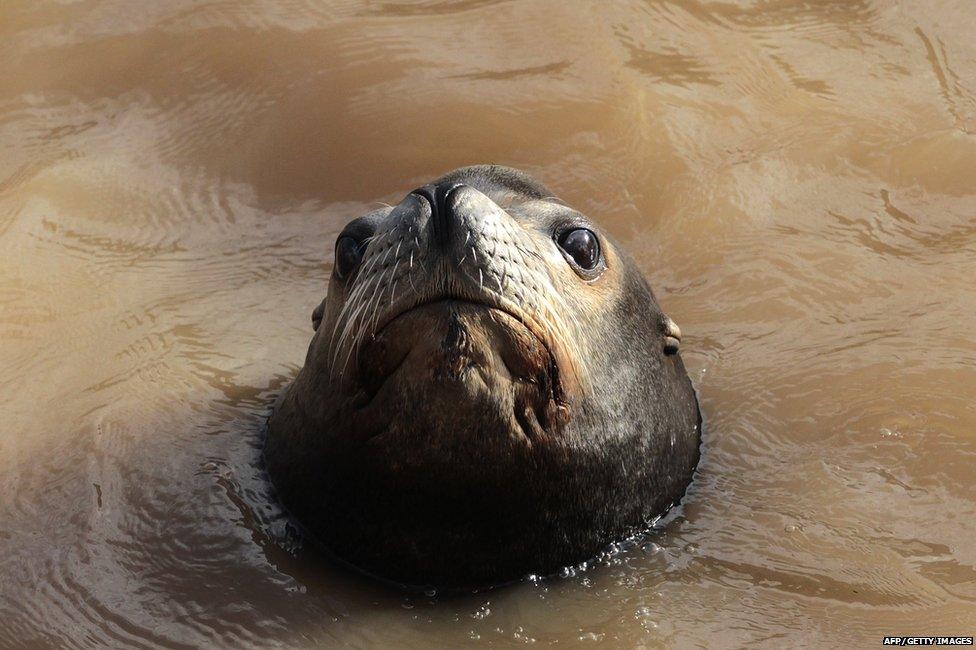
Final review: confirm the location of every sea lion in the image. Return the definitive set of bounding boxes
[265,165,701,588]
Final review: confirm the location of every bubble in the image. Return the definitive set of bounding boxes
[513,626,537,643]
[470,602,491,620]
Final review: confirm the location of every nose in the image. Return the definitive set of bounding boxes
[410,182,466,247]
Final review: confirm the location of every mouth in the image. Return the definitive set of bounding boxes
[365,294,568,409]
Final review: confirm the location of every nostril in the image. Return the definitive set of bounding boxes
[435,182,465,218]
[410,184,437,210]
[410,183,466,247]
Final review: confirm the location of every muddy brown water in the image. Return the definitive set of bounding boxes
[2,0,975,647]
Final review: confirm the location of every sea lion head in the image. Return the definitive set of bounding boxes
[266,165,700,588]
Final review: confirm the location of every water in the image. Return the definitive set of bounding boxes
[1,0,975,646]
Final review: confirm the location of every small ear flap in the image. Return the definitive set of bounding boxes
[660,315,681,355]
[311,299,326,331]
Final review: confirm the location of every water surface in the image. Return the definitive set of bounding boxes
[1,0,975,646]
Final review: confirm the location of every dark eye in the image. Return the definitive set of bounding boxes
[557,228,600,271]
[334,236,365,279]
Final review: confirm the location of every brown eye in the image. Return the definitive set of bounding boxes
[334,236,365,279]
[558,228,600,271]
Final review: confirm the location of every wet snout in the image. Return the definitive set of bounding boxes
[329,181,579,405]
[338,183,574,448]
[406,181,535,295]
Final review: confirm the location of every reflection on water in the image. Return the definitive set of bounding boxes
[1,0,975,646]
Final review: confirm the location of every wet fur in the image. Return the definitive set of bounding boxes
[265,165,701,588]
